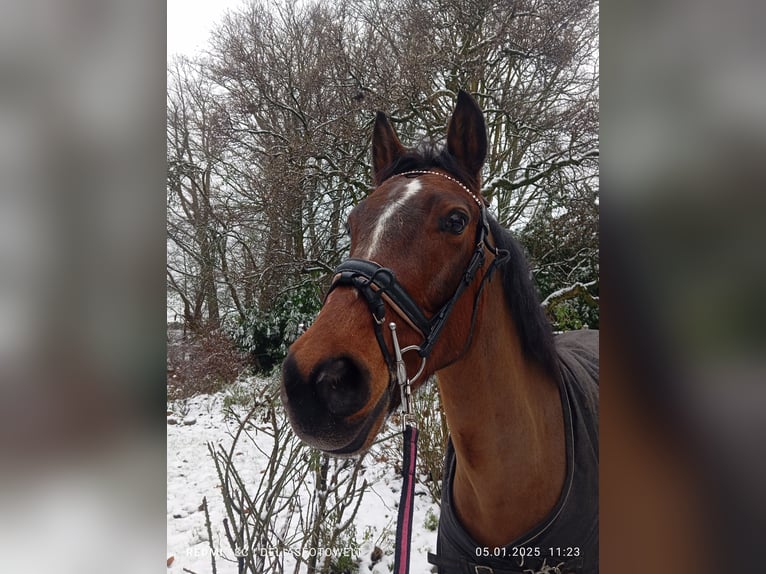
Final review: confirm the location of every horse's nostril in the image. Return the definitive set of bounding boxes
[314,357,370,417]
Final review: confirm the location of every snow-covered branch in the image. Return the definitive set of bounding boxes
[541,280,599,309]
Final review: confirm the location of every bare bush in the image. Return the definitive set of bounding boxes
[209,379,368,573]
[167,326,248,400]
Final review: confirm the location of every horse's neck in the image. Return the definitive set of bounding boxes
[436,279,566,547]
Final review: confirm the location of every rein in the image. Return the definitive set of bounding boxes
[326,171,509,573]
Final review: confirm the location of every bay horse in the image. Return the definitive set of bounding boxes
[281,91,598,573]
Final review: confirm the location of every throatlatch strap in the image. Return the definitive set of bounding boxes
[393,425,419,574]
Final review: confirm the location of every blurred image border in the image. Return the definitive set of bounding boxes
[0,0,763,572]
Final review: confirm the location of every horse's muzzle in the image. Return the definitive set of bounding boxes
[281,353,377,453]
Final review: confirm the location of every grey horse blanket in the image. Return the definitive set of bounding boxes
[428,329,599,573]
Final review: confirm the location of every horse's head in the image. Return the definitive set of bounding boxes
[281,91,494,455]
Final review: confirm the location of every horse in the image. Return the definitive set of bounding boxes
[281,91,598,574]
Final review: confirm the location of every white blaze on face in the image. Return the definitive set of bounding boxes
[360,178,422,260]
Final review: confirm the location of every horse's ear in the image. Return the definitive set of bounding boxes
[447,90,487,184]
[372,112,406,185]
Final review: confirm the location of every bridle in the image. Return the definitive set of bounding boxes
[327,170,507,416]
[325,170,509,573]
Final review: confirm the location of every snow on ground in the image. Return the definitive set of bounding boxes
[167,378,439,573]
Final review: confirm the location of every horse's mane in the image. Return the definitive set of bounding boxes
[378,142,559,378]
[486,215,559,378]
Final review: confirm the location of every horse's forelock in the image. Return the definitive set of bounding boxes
[374,143,479,193]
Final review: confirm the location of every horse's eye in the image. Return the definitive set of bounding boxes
[442,211,468,235]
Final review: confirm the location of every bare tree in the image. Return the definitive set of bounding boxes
[166,0,598,346]
[167,57,229,330]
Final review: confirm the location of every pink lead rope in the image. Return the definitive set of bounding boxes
[389,322,420,574]
[393,424,419,574]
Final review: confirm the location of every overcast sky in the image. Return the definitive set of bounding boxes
[167,0,245,58]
